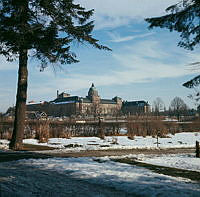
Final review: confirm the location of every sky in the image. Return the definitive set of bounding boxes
[0,0,199,112]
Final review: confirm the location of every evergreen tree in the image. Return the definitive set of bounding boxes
[0,0,110,150]
[145,0,200,91]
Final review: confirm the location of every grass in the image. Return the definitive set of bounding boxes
[113,158,200,182]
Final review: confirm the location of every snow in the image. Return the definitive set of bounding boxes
[1,132,200,196]
[23,132,200,150]
[134,153,200,172]
[0,139,9,150]
[163,117,178,122]
[0,157,200,197]
[1,132,200,151]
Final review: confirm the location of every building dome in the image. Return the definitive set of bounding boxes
[88,83,99,98]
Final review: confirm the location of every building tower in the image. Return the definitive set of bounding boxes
[87,83,100,103]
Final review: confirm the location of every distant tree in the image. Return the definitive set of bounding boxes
[91,102,102,120]
[152,97,165,116]
[170,97,188,121]
[113,107,122,121]
[163,106,167,115]
[0,0,110,150]
[145,0,200,100]
[168,106,173,117]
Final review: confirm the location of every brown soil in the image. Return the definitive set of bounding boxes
[47,147,195,158]
[0,143,195,163]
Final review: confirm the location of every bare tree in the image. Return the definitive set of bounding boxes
[90,102,101,120]
[153,97,165,116]
[170,97,188,121]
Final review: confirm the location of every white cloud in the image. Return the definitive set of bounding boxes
[120,40,169,60]
[28,40,197,98]
[1,39,197,110]
[108,32,154,43]
[78,0,179,29]
[109,41,197,83]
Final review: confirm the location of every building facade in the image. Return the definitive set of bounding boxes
[27,84,122,117]
[122,101,151,115]
[27,84,150,117]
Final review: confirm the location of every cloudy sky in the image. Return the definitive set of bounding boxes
[0,0,199,112]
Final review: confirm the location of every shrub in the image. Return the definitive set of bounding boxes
[35,121,50,143]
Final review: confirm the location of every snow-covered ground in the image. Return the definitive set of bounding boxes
[1,132,200,196]
[1,132,200,151]
[24,132,200,150]
[8,132,200,150]
[109,153,200,172]
[0,139,9,150]
[0,156,200,197]
[135,153,200,172]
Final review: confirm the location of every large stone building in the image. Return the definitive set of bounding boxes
[122,101,150,115]
[27,84,122,117]
[27,84,150,117]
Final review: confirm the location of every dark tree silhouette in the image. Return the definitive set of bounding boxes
[145,0,200,93]
[0,0,110,150]
[170,97,188,121]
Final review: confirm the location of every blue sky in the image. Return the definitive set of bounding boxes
[0,0,199,112]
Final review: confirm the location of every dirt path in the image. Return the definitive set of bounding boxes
[47,147,195,158]
[0,145,195,163]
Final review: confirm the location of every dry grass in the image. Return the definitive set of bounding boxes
[127,115,169,139]
[35,121,50,143]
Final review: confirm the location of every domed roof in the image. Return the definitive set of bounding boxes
[88,83,98,98]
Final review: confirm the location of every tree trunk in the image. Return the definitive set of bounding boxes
[196,141,200,158]
[9,48,28,150]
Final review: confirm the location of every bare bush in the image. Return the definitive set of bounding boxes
[188,118,200,132]
[0,127,12,140]
[98,126,105,139]
[49,124,72,138]
[35,121,50,143]
[24,125,36,139]
[98,118,105,140]
[127,115,167,138]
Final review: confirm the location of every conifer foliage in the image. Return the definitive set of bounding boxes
[0,0,110,150]
[146,0,200,51]
[145,0,200,90]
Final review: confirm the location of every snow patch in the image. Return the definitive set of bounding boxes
[1,132,200,151]
[0,157,200,196]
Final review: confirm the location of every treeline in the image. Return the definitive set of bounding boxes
[127,116,173,140]
[126,115,200,140]
[0,119,121,142]
[152,96,197,121]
